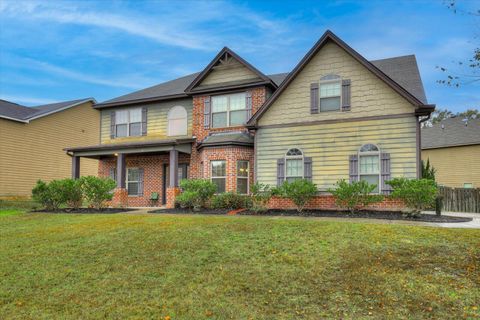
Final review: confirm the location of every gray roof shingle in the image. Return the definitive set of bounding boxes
[96,55,427,108]
[422,117,480,149]
[370,55,427,104]
[0,98,94,122]
[199,131,254,148]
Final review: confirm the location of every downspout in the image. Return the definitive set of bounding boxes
[417,114,431,179]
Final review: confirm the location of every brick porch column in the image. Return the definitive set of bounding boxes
[112,153,128,207]
[166,149,180,208]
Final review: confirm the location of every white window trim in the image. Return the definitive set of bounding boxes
[167,105,188,136]
[358,144,381,194]
[211,92,248,128]
[116,108,143,138]
[126,167,140,197]
[236,160,250,194]
[285,148,304,182]
[211,160,227,193]
[319,79,342,112]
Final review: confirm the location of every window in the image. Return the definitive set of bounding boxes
[358,144,380,193]
[127,168,140,196]
[237,160,249,194]
[320,79,341,112]
[464,183,473,189]
[211,160,226,193]
[116,108,142,137]
[211,92,247,127]
[285,148,303,182]
[168,106,188,136]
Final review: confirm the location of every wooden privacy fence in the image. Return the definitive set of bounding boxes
[438,186,480,213]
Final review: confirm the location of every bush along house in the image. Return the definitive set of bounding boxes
[65,30,435,209]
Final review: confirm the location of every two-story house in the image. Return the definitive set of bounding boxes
[65,31,434,208]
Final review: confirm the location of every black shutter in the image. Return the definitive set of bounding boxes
[342,79,351,111]
[349,154,358,183]
[310,83,319,114]
[141,107,148,136]
[204,96,211,129]
[138,168,144,196]
[246,91,253,120]
[277,159,285,186]
[110,111,116,139]
[304,157,312,181]
[381,153,392,194]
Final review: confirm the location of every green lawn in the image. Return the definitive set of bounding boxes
[0,211,479,319]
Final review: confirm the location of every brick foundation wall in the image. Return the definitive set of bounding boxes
[268,195,404,211]
[99,153,190,207]
[166,187,181,209]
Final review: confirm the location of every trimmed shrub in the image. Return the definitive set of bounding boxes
[211,192,252,210]
[328,179,384,214]
[80,176,116,210]
[250,183,273,213]
[175,179,216,211]
[32,180,66,210]
[62,178,83,209]
[387,178,438,217]
[277,179,317,212]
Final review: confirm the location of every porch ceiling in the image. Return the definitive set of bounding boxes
[65,138,194,158]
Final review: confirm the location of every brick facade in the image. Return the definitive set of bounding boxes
[99,153,190,207]
[268,195,404,211]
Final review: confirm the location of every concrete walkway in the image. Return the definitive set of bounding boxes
[127,208,480,229]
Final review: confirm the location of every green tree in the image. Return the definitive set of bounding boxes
[421,159,436,181]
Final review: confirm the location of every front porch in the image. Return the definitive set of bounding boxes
[65,139,194,208]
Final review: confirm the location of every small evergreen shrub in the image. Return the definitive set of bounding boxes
[62,178,83,209]
[250,183,273,213]
[421,159,437,181]
[211,192,252,210]
[387,178,438,217]
[80,176,116,210]
[175,179,216,211]
[328,179,384,213]
[277,179,317,212]
[32,180,66,210]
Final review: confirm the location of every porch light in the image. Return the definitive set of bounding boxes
[114,153,118,157]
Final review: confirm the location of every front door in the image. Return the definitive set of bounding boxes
[162,164,189,205]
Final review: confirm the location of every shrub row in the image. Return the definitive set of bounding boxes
[175,178,438,215]
[32,176,116,210]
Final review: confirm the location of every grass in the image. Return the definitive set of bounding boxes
[0,212,479,319]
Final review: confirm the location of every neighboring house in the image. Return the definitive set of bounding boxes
[422,117,480,188]
[0,98,99,198]
[65,31,434,208]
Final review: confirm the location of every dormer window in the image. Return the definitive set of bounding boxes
[319,75,341,112]
[211,92,248,128]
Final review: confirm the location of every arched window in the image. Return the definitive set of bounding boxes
[358,144,380,193]
[285,148,303,182]
[168,106,187,136]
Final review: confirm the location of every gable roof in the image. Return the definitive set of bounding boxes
[370,55,427,104]
[248,30,434,126]
[184,47,276,94]
[422,117,480,149]
[0,98,95,123]
[95,72,288,109]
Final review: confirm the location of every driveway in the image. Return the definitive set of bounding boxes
[423,211,480,229]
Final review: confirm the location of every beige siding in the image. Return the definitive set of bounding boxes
[258,41,415,126]
[200,59,260,86]
[256,116,417,190]
[422,145,480,188]
[100,98,193,144]
[0,102,99,198]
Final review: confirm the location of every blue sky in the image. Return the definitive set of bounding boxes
[0,0,478,112]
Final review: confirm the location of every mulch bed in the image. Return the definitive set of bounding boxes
[149,208,230,215]
[239,209,473,223]
[33,208,136,214]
